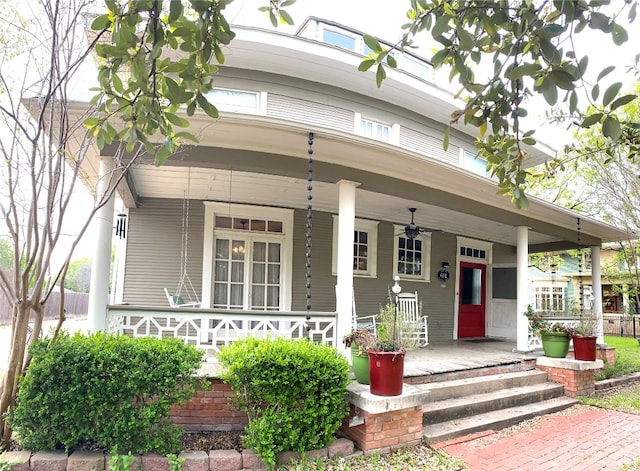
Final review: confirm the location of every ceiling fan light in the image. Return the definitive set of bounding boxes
[405,226,421,240]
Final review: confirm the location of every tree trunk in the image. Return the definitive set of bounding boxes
[0,304,32,450]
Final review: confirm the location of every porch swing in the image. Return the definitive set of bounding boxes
[164,168,201,308]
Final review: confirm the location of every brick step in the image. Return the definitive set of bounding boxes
[419,370,549,402]
[406,359,537,385]
[423,396,578,444]
[423,382,565,424]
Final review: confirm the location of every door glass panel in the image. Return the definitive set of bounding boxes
[230,284,243,308]
[253,262,265,284]
[231,261,244,282]
[253,242,266,262]
[267,265,280,284]
[461,267,483,305]
[251,241,281,311]
[251,286,265,309]
[268,243,280,262]
[215,261,228,281]
[267,286,279,309]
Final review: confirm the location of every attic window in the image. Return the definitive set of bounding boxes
[206,88,259,114]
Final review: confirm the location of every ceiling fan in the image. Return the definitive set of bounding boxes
[400,208,441,240]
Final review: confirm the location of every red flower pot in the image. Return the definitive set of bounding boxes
[572,335,597,361]
[368,350,405,396]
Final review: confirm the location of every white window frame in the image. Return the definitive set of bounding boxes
[461,150,491,179]
[202,203,294,310]
[354,113,398,144]
[332,216,378,278]
[393,225,432,282]
[533,282,568,312]
[206,88,261,114]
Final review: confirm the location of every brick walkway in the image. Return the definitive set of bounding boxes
[432,406,640,470]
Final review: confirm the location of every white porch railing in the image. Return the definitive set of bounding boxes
[106,305,337,362]
[527,317,580,350]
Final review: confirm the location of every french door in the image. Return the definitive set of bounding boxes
[212,236,282,311]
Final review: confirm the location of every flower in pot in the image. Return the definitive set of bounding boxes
[525,305,572,358]
[368,278,409,396]
[572,315,598,361]
[343,328,376,384]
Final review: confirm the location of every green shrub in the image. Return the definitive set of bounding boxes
[218,338,350,469]
[9,332,205,454]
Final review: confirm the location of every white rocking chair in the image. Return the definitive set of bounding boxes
[396,291,428,347]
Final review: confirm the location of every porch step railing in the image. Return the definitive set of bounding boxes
[106,305,337,361]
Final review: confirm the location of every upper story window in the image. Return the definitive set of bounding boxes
[322,28,357,51]
[534,284,566,312]
[206,88,260,114]
[332,217,378,277]
[360,118,390,142]
[399,54,435,82]
[462,151,491,178]
[393,225,431,282]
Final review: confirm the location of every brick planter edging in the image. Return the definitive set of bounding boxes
[0,439,355,471]
[536,356,604,397]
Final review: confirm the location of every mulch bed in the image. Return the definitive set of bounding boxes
[7,430,246,454]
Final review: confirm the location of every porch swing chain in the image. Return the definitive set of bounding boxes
[305,132,314,334]
[176,167,198,303]
[577,217,584,316]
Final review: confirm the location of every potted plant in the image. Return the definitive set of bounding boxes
[572,315,598,361]
[368,279,412,396]
[343,328,376,384]
[525,305,571,358]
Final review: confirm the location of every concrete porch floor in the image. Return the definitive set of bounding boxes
[403,339,541,379]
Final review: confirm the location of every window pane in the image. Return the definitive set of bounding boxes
[267,286,280,307]
[251,219,266,231]
[216,239,229,259]
[231,241,245,260]
[322,29,356,50]
[252,263,265,284]
[231,261,244,282]
[253,242,266,262]
[230,284,243,307]
[215,261,228,281]
[233,218,249,230]
[213,283,227,305]
[268,221,283,233]
[252,286,265,308]
[268,243,280,262]
[268,265,280,284]
[216,216,232,228]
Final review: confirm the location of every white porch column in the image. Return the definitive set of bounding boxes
[336,180,359,356]
[87,158,116,333]
[516,226,530,351]
[591,245,604,344]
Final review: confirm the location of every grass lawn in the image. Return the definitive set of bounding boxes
[597,336,640,380]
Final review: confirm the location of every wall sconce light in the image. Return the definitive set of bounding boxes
[441,261,449,269]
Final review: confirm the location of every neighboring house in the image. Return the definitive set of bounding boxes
[68,18,628,355]
[529,246,638,317]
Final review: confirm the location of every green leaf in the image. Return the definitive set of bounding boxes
[91,14,111,31]
[569,90,578,114]
[196,93,219,119]
[602,82,622,107]
[280,10,294,26]
[443,127,450,151]
[540,78,558,106]
[505,63,541,80]
[165,113,190,127]
[611,22,628,45]
[456,24,474,50]
[589,12,611,32]
[591,83,600,101]
[269,11,277,28]
[363,34,382,53]
[169,0,183,22]
[610,94,637,110]
[432,14,451,38]
[386,54,397,68]
[375,64,386,88]
[549,70,576,90]
[358,59,376,72]
[597,66,616,82]
[581,113,603,128]
[155,145,170,166]
[602,116,622,140]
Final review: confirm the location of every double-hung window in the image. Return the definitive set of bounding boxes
[393,226,431,282]
[332,217,378,277]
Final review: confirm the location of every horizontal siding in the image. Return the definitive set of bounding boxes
[399,126,460,165]
[124,198,204,306]
[267,94,354,132]
[123,202,458,341]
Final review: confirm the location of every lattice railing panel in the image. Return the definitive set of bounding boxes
[107,307,337,361]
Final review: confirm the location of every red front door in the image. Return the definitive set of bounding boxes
[458,262,486,338]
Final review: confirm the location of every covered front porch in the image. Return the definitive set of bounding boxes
[107,304,540,377]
